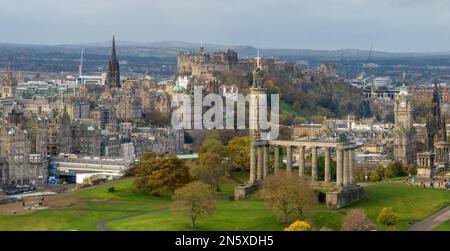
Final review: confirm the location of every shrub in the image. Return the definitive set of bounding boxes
[377,207,398,226]
[341,208,375,231]
[384,161,405,178]
[368,169,382,181]
[108,187,115,193]
[284,221,311,231]
[402,165,417,175]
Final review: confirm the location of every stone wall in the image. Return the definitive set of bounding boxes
[234,184,258,200]
[326,185,365,209]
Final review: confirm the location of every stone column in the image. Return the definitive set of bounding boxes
[286,145,292,172]
[311,147,318,181]
[336,146,343,187]
[299,146,305,177]
[257,146,263,181]
[263,145,269,178]
[343,149,349,186]
[349,149,355,185]
[324,147,331,183]
[274,145,280,174]
[249,144,256,185]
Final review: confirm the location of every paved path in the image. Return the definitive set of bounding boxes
[408,206,450,231]
[96,208,169,231]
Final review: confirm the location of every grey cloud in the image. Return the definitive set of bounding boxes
[0,0,450,52]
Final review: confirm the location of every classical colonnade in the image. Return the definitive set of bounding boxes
[434,142,450,167]
[249,140,358,188]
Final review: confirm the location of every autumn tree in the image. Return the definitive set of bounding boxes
[262,171,318,224]
[284,220,312,231]
[171,181,217,229]
[341,208,375,231]
[226,136,250,172]
[190,134,229,191]
[377,207,398,226]
[134,152,190,196]
[199,131,223,153]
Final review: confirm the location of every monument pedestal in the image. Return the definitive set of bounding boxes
[234,184,258,200]
[326,185,364,209]
[417,167,432,179]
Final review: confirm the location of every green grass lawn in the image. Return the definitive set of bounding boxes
[0,179,170,231]
[108,181,450,231]
[0,179,448,231]
[432,220,450,231]
[348,182,450,230]
[0,209,128,230]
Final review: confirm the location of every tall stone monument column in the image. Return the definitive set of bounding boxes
[336,146,343,187]
[299,146,305,177]
[274,145,280,174]
[263,145,269,178]
[349,149,355,184]
[343,149,349,186]
[311,147,318,181]
[286,145,292,172]
[324,147,331,182]
[249,144,257,185]
[257,146,263,181]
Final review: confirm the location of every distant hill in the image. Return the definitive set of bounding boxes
[3,40,450,59]
[2,41,450,78]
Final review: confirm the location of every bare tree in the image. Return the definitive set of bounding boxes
[171,181,217,229]
[262,171,318,224]
[341,208,375,231]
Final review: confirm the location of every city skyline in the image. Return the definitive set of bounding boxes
[2,0,450,52]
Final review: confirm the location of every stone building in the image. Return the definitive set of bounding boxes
[319,63,337,78]
[0,105,48,187]
[66,98,90,120]
[0,68,17,99]
[47,106,71,155]
[409,84,450,104]
[115,92,142,122]
[417,80,450,179]
[90,105,117,131]
[176,47,238,80]
[425,81,447,151]
[70,119,101,156]
[393,84,416,165]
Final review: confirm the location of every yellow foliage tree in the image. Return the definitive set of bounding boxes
[284,221,312,231]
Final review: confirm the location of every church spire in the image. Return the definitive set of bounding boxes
[106,35,121,88]
[112,35,116,59]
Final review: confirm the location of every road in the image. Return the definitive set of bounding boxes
[96,208,169,231]
[408,206,450,231]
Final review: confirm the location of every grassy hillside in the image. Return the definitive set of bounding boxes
[0,179,448,231]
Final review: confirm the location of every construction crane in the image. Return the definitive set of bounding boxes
[79,48,84,77]
[359,45,374,87]
[367,45,373,62]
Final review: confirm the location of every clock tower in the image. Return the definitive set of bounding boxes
[393,84,415,165]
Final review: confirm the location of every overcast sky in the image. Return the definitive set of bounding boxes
[1,0,450,52]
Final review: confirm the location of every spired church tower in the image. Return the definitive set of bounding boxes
[0,67,17,99]
[393,84,416,165]
[106,36,121,88]
[425,80,447,150]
